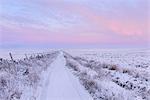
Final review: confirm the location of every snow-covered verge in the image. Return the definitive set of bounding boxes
[63,50,150,100]
[0,51,59,100]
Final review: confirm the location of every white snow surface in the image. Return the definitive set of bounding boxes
[36,52,93,100]
[1,49,149,100]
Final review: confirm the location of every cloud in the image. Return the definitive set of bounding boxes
[0,0,149,48]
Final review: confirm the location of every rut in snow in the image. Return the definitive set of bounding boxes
[37,52,93,100]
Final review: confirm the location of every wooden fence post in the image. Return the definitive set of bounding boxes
[9,53,14,61]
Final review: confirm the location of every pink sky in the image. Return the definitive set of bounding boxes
[0,0,149,48]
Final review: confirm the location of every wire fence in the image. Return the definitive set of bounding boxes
[0,51,55,60]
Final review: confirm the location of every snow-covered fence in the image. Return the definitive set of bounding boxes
[0,51,59,100]
[1,51,55,60]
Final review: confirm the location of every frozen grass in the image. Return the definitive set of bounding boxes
[0,51,58,100]
[0,49,149,100]
[64,50,150,100]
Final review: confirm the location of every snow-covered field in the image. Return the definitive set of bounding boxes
[0,51,59,100]
[65,49,150,69]
[0,49,150,100]
[65,49,150,100]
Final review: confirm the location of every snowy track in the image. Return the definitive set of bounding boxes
[1,50,149,100]
[38,52,93,100]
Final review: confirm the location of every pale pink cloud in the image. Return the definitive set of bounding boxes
[48,3,148,39]
[1,0,149,48]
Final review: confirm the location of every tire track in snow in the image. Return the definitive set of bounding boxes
[38,52,93,100]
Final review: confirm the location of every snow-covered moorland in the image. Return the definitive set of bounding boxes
[0,49,150,100]
[0,51,59,100]
[64,49,150,100]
